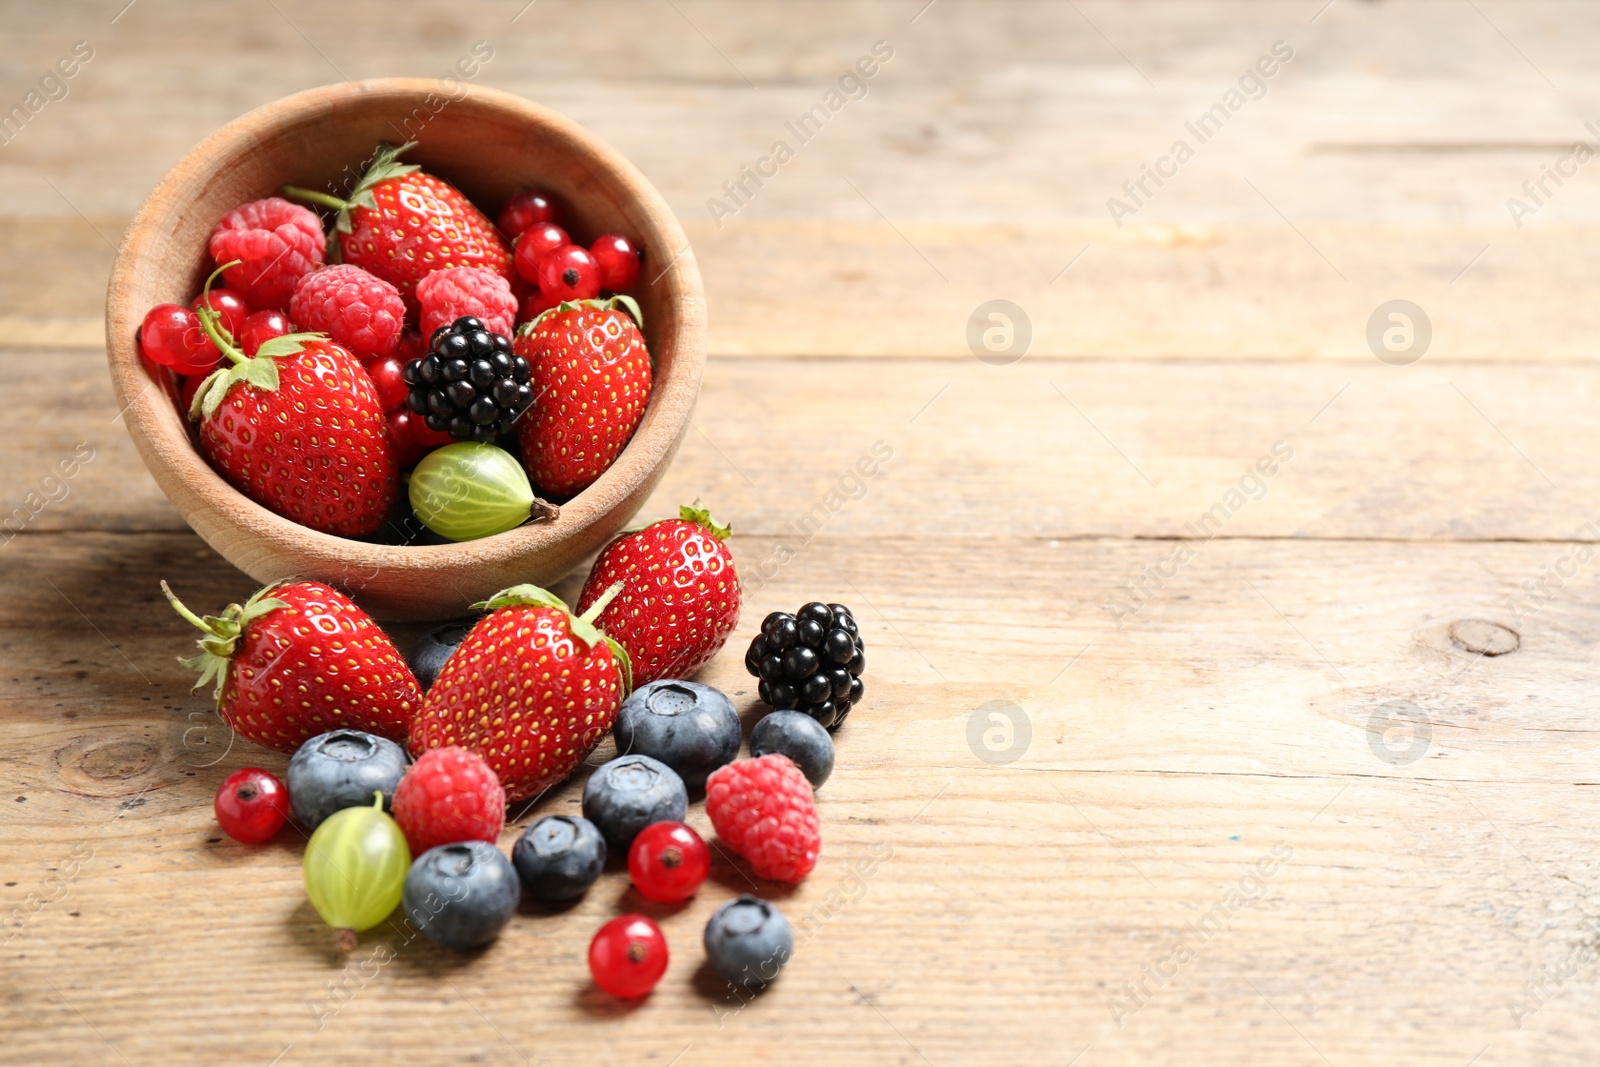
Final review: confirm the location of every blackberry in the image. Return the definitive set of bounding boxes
[402,316,532,443]
[744,602,864,730]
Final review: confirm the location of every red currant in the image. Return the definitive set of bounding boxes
[535,244,602,303]
[498,187,560,240]
[191,287,252,341]
[139,303,219,375]
[387,408,453,468]
[178,369,216,416]
[214,768,290,843]
[238,309,295,356]
[513,223,571,285]
[590,234,643,291]
[364,355,410,411]
[520,289,562,325]
[588,915,669,998]
[628,821,710,903]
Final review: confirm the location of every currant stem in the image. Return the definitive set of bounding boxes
[282,185,349,211]
[196,259,249,366]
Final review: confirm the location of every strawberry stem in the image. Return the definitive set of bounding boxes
[161,580,215,635]
[579,582,625,625]
[282,186,349,211]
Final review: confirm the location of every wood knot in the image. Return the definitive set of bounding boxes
[1448,619,1519,657]
[53,735,164,798]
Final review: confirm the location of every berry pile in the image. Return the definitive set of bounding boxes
[402,316,533,442]
[745,603,866,729]
[177,532,873,1003]
[136,141,654,543]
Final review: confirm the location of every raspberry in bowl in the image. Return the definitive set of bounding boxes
[104,78,705,620]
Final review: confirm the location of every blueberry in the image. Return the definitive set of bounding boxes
[749,710,835,788]
[402,841,520,950]
[614,680,740,789]
[286,730,408,829]
[408,620,474,692]
[703,895,793,990]
[581,754,687,854]
[511,815,606,902]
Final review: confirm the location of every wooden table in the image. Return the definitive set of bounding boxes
[5,2,1598,1063]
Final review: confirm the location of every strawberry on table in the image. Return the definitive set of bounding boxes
[576,505,741,686]
[188,264,398,537]
[208,197,326,311]
[163,579,420,753]
[513,295,652,498]
[409,584,631,802]
[283,142,514,314]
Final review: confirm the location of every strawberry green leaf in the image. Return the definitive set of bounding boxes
[603,635,633,697]
[474,584,569,613]
[243,357,280,392]
[254,332,326,360]
[607,294,644,328]
[679,504,731,540]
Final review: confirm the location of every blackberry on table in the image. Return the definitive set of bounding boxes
[744,602,864,730]
[402,315,532,443]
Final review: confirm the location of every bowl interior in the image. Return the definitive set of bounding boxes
[106,79,704,619]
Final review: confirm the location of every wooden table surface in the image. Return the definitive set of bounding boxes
[6,2,1600,1064]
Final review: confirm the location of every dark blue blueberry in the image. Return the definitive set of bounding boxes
[749,710,835,788]
[614,680,740,789]
[511,815,606,902]
[703,895,793,990]
[408,620,474,692]
[402,841,520,950]
[286,730,408,829]
[581,754,687,854]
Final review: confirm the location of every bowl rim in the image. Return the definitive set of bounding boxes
[104,77,705,586]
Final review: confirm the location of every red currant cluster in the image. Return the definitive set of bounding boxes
[501,188,642,318]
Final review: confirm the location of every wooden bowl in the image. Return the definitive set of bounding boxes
[105,79,705,620]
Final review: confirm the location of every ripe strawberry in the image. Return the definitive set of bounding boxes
[163,579,420,753]
[283,142,514,315]
[513,296,652,498]
[188,288,398,537]
[575,505,740,686]
[409,585,632,802]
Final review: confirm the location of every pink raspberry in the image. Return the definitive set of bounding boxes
[207,197,326,311]
[705,754,820,883]
[289,265,406,360]
[391,746,506,857]
[416,266,518,339]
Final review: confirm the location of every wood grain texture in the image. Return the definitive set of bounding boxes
[4,0,1600,1063]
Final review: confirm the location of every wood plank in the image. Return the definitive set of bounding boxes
[3,530,1599,1065]
[8,0,1600,357]
[5,347,1595,542]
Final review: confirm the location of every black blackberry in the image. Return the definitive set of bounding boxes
[402,316,532,443]
[744,602,864,730]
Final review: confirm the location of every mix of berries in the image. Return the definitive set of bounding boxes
[151,128,874,1010]
[182,567,850,999]
[138,141,655,544]
[745,602,866,730]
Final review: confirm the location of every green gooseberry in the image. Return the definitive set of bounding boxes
[409,442,540,542]
[303,792,409,948]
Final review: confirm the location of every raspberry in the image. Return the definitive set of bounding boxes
[416,266,518,340]
[391,745,507,857]
[705,754,820,883]
[289,265,405,360]
[208,197,326,311]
